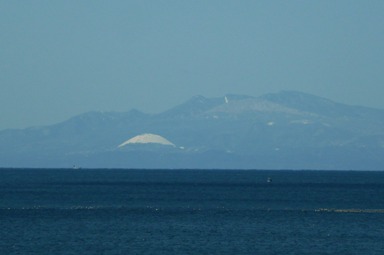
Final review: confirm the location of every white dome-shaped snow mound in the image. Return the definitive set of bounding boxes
[118,133,175,148]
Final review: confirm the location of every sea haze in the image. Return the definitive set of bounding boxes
[1,168,384,255]
[0,91,384,170]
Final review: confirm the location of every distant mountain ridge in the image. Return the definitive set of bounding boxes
[1,91,383,170]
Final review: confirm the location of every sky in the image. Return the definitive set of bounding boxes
[1,1,384,130]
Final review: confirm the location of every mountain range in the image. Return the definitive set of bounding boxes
[1,91,383,170]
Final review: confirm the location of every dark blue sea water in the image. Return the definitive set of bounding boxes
[1,169,384,255]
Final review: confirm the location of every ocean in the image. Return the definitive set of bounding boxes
[1,169,384,255]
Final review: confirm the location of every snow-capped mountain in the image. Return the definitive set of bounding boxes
[1,91,383,170]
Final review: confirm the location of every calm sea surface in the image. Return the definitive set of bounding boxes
[1,169,384,255]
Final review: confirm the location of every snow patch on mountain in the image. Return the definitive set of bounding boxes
[118,133,175,147]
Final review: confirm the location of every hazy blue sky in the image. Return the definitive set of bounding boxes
[1,1,384,130]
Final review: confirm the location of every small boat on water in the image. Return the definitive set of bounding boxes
[267,177,272,183]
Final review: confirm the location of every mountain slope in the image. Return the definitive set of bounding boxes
[1,91,383,170]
